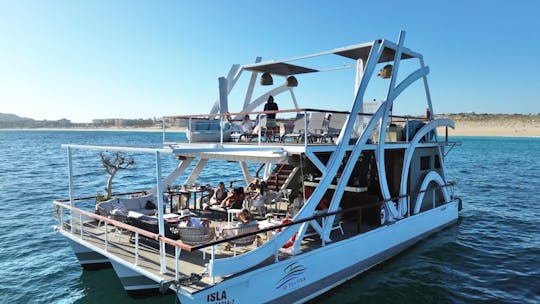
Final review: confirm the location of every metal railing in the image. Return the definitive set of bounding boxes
[161,108,434,146]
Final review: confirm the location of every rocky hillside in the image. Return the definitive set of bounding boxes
[0,113,32,122]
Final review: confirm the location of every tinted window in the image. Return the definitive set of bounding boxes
[421,156,430,170]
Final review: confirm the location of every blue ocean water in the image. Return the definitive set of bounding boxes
[0,131,538,304]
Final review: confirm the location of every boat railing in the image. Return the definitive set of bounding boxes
[53,181,458,285]
[161,108,437,146]
[190,181,458,252]
[53,198,195,282]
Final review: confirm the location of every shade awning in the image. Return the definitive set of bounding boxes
[334,45,414,62]
[243,41,418,76]
[244,62,318,76]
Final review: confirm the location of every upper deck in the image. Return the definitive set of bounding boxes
[161,107,456,163]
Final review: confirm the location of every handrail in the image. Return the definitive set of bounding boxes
[55,190,148,203]
[54,181,457,253]
[54,201,194,252]
[255,163,266,178]
[162,108,426,121]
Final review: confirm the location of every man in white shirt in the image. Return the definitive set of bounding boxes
[241,114,254,133]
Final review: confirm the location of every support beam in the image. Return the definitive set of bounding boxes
[185,158,209,185]
[240,162,254,184]
[154,151,166,274]
[67,146,74,233]
[149,157,194,195]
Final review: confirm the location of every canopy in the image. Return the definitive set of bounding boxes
[244,41,417,76]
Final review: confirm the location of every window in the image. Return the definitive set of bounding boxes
[434,155,441,169]
[420,156,430,171]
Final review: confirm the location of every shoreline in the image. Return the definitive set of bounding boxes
[2,124,540,138]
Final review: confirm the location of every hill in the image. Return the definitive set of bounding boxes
[0,113,33,122]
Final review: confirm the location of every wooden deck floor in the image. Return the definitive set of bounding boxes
[66,217,371,293]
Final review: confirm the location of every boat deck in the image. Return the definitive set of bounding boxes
[62,217,371,293]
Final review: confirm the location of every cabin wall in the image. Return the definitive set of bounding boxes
[384,149,405,198]
[409,147,445,212]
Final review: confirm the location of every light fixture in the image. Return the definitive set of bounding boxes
[285,76,298,87]
[260,72,273,85]
[377,64,393,79]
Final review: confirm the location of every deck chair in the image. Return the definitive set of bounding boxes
[239,116,267,142]
[221,225,259,256]
[281,113,309,143]
[323,113,348,142]
[178,226,215,246]
[178,226,216,259]
[306,112,326,142]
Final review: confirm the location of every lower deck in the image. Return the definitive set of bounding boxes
[59,212,378,293]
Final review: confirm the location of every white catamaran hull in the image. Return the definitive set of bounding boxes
[65,238,110,269]
[60,231,162,292]
[179,201,458,304]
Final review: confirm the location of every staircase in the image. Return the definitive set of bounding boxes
[264,164,295,191]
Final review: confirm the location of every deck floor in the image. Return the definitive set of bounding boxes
[65,216,373,293]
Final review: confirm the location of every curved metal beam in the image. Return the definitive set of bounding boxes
[397,118,455,216]
[375,32,406,221]
[413,171,451,214]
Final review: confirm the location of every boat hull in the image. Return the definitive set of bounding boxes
[60,230,162,293]
[66,238,111,270]
[179,201,459,304]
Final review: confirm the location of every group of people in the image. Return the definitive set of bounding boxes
[202,181,245,210]
[226,95,280,140]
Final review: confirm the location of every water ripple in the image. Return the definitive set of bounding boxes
[1,132,539,303]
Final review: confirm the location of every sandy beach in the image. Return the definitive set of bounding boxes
[437,114,540,137]
[4,114,540,137]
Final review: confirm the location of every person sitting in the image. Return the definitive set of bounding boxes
[205,182,228,209]
[241,114,254,133]
[290,191,305,215]
[226,112,243,133]
[248,178,265,215]
[220,187,245,209]
[178,209,209,228]
[236,209,258,227]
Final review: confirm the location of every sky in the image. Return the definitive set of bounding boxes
[1,0,539,123]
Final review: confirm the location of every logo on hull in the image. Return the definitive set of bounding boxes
[276,262,306,291]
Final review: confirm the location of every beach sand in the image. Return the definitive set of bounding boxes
[437,114,540,137]
[6,114,540,137]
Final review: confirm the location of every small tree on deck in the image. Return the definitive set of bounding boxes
[98,151,136,199]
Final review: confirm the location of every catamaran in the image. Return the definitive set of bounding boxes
[53,31,461,303]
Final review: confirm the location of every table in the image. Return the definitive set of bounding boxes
[227,209,243,227]
[166,186,207,212]
[164,213,181,225]
[257,219,282,240]
[303,181,367,210]
[188,187,205,210]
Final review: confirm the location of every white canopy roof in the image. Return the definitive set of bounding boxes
[243,40,418,76]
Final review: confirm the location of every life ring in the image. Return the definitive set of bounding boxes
[277,218,297,248]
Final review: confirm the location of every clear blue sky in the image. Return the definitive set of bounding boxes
[1,0,539,122]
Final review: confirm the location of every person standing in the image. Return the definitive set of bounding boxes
[263,95,279,138]
[322,114,332,133]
